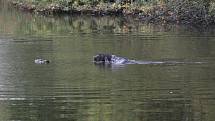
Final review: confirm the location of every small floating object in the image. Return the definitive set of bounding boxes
[34,58,50,64]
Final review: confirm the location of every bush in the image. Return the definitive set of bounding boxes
[10,0,215,25]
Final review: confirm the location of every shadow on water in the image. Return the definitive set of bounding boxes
[1,1,215,121]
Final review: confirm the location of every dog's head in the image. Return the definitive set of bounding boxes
[93,54,112,63]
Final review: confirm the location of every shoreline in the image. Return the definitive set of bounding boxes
[9,0,215,26]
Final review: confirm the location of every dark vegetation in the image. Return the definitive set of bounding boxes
[9,0,215,25]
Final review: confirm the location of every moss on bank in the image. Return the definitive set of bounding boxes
[9,0,215,25]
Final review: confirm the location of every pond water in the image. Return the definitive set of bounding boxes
[1,1,215,121]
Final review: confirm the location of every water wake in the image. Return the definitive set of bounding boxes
[93,54,204,66]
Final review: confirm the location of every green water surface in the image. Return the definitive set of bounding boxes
[0,1,215,121]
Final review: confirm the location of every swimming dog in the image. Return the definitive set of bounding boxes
[93,54,131,64]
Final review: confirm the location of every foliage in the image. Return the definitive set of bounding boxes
[9,0,215,25]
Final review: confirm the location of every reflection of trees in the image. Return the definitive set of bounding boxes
[3,11,143,36]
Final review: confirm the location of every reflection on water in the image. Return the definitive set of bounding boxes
[1,1,215,121]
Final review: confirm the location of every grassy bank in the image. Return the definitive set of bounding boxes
[9,0,215,25]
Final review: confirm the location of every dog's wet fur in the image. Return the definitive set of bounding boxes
[93,54,112,63]
[34,58,50,64]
